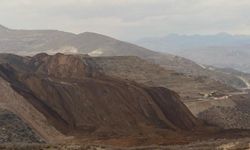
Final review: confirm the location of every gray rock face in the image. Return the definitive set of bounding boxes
[0,109,42,143]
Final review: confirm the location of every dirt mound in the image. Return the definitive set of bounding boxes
[0,53,200,139]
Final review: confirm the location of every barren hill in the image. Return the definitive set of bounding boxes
[0,53,200,142]
[0,53,250,147]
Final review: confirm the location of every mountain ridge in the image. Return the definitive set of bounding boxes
[135,33,250,73]
[0,25,247,89]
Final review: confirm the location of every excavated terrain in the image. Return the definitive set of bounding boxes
[0,53,202,143]
[0,53,250,148]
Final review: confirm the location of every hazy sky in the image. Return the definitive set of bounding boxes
[1,0,250,40]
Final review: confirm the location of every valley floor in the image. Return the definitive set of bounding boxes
[1,137,250,150]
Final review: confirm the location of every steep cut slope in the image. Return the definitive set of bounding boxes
[0,53,200,138]
[0,25,245,89]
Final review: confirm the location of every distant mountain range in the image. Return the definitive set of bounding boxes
[0,25,248,89]
[135,33,250,73]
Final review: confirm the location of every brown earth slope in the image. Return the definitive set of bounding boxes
[0,53,200,140]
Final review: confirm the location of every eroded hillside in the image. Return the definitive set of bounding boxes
[0,53,201,142]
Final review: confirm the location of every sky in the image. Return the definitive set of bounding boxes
[1,0,250,40]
